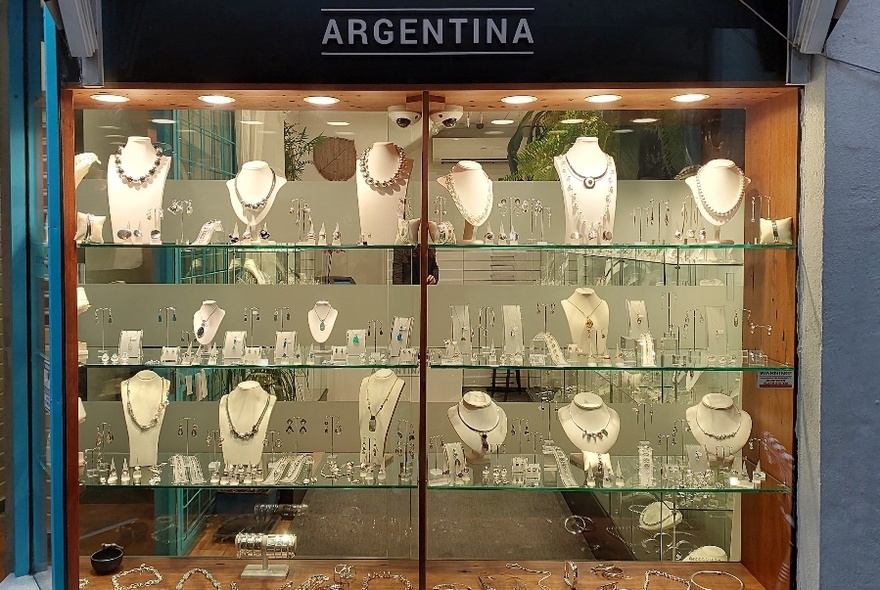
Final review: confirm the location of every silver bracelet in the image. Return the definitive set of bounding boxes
[111,563,163,590]
[362,571,413,590]
[690,570,744,590]
[643,570,690,590]
[175,568,223,590]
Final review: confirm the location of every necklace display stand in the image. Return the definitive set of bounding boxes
[356,142,413,245]
[121,370,170,467]
[447,391,507,461]
[501,305,524,356]
[358,370,405,465]
[193,300,226,346]
[450,305,472,356]
[705,305,728,356]
[558,392,620,473]
[227,161,286,237]
[107,137,171,244]
[685,159,749,243]
[560,288,609,356]
[554,137,617,245]
[686,393,751,466]
[437,161,493,243]
[219,381,276,465]
[307,301,338,346]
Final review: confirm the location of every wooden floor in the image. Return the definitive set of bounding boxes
[78,558,765,589]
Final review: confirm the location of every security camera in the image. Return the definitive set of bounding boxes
[388,106,422,129]
[430,105,464,129]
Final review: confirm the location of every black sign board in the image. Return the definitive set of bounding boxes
[97,0,786,85]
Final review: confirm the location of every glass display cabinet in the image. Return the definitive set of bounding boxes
[66,87,796,590]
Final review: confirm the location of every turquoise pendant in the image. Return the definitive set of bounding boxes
[353,335,360,344]
[320,321,326,331]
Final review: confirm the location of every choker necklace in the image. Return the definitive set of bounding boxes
[196,305,221,339]
[114,145,163,187]
[234,168,277,212]
[226,391,271,440]
[695,404,742,440]
[457,405,501,453]
[565,152,611,189]
[568,406,612,441]
[360,145,406,189]
[442,169,493,226]
[125,380,168,431]
[694,165,745,223]
[366,375,399,432]
[313,305,334,331]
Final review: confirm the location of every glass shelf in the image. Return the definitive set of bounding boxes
[434,242,795,251]
[77,242,415,251]
[429,456,789,494]
[81,452,415,490]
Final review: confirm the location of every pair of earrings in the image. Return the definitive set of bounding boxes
[324,418,342,434]
[157,308,177,322]
[178,421,198,437]
[244,308,261,321]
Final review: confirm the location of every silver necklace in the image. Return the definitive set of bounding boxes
[560,155,615,239]
[111,563,163,590]
[442,169,493,226]
[457,405,501,453]
[568,407,612,441]
[234,168,277,212]
[226,393,271,440]
[643,569,691,590]
[360,145,406,189]
[694,165,745,223]
[568,297,604,332]
[366,376,399,432]
[196,306,220,339]
[313,305,333,331]
[452,307,469,342]
[175,568,223,590]
[694,405,742,440]
[565,152,611,189]
[125,380,168,431]
[114,145,163,187]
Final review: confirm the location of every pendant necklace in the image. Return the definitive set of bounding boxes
[695,405,742,440]
[442,169,493,226]
[196,306,220,339]
[226,392,271,440]
[560,154,616,240]
[114,145,164,187]
[234,167,277,213]
[565,152,611,189]
[568,407,612,441]
[366,376,399,432]
[125,380,168,431]
[452,307,469,342]
[360,144,406,189]
[694,165,745,223]
[569,297,604,333]
[313,305,333,331]
[457,405,501,453]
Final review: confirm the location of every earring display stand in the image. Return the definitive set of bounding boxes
[236,532,295,579]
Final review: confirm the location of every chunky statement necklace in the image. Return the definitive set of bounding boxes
[366,376,399,432]
[226,393,271,440]
[125,380,168,432]
[457,405,501,453]
[568,407,612,441]
[694,405,742,440]
[196,305,220,339]
[234,168,277,212]
[114,145,163,187]
[442,169,493,226]
[360,145,406,189]
[694,165,745,223]
[565,153,611,189]
[111,563,163,590]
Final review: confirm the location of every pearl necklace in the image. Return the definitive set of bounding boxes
[225,392,271,440]
[125,380,168,432]
[694,165,745,223]
[114,145,163,187]
[694,404,742,440]
[234,167,277,212]
[442,169,493,226]
[360,144,406,189]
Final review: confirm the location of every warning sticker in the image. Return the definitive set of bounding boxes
[756,370,794,389]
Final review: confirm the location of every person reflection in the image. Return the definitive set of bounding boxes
[392,248,439,285]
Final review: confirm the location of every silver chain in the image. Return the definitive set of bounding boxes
[111,563,163,590]
[643,569,691,590]
[506,562,551,590]
[175,568,223,590]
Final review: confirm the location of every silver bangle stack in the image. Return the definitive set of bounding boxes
[235,532,296,559]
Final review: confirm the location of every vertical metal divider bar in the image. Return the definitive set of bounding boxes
[418,90,430,590]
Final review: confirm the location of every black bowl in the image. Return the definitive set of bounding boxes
[90,543,124,575]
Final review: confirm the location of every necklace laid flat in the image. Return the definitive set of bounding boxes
[313,306,333,331]
[457,405,501,453]
[442,169,493,226]
[360,145,406,189]
[196,306,220,338]
[694,405,742,440]
[226,393,271,440]
[125,380,168,431]
[115,145,163,187]
[694,165,745,223]
[568,407,612,441]
[234,168,277,213]
[366,376,399,432]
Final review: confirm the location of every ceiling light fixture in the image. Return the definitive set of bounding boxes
[612,129,635,134]
[484,130,506,135]
[198,95,236,105]
[671,93,710,103]
[585,94,622,103]
[90,94,130,103]
[560,118,585,124]
[632,117,659,124]
[239,120,264,126]
[491,119,516,125]
[150,118,176,125]
[326,121,351,126]
[501,95,537,105]
[304,96,340,105]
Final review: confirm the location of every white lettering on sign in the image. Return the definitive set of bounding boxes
[756,370,795,389]
[320,7,535,56]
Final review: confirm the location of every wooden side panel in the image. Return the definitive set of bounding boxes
[741,90,799,590]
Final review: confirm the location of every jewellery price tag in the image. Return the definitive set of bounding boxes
[273,331,297,365]
[222,331,247,362]
[118,330,143,361]
[529,353,547,366]
[243,346,264,364]
[160,346,180,364]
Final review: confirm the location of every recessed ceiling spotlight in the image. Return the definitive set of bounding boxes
[632,117,659,124]
[90,94,129,103]
[304,96,340,105]
[104,134,125,138]
[326,121,351,126]
[240,120,264,126]
[484,130,506,135]
[198,95,236,105]
[150,118,176,125]
[491,119,516,125]
[671,93,709,103]
[585,94,622,103]
[560,118,585,124]
[501,95,537,105]
[98,125,122,130]
[336,131,356,136]
[612,128,635,134]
